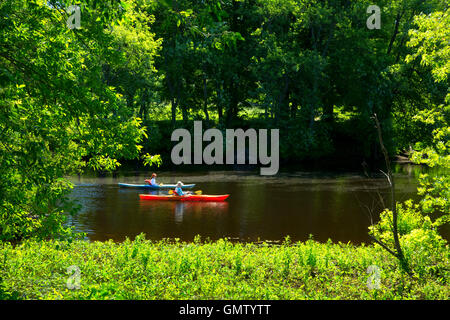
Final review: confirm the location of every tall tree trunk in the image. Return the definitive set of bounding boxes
[166,73,177,126]
[203,75,209,122]
[217,81,223,122]
[387,11,403,55]
[395,10,416,63]
[139,101,148,121]
[181,104,188,122]
[226,81,238,126]
[309,69,319,131]
[309,26,320,131]
[171,98,177,126]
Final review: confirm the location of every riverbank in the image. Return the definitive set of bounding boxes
[1,235,448,300]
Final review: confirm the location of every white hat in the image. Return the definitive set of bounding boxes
[176,181,184,187]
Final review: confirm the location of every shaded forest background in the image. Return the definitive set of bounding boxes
[104,0,449,170]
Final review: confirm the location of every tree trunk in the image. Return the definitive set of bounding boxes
[372,113,410,274]
[171,98,177,126]
[166,73,177,126]
[217,81,223,122]
[387,11,403,55]
[226,81,238,126]
[203,75,209,122]
[181,104,188,122]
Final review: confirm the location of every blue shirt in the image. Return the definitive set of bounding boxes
[175,186,184,196]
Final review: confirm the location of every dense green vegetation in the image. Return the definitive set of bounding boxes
[0,235,448,300]
[0,0,448,300]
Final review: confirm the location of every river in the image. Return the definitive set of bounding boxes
[66,164,449,244]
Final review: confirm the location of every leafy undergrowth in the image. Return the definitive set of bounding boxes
[0,235,448,300]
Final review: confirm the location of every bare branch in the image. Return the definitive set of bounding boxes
[370,235,398,258]
[372,113,409,273]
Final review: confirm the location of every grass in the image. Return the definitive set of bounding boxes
[0,234,448,300]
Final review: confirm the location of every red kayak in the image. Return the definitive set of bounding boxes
[139,194,229,202]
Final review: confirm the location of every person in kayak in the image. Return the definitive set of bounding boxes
[173,181,192,196]
[145,173,158,186]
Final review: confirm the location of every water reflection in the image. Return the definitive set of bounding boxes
[138,199,229,224]
[175,203,184,223]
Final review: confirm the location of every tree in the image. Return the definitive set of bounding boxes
[0,0,158,240]
[369,7,449,274]
[407,8,449,225]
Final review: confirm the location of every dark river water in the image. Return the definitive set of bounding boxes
[66,164,448,244]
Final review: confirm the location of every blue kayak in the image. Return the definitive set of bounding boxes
[118,183,195,189]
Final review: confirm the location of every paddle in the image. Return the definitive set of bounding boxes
[168,190,202,195]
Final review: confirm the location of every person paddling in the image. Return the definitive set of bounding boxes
[145,173,158,186]
[173,181,192,196]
